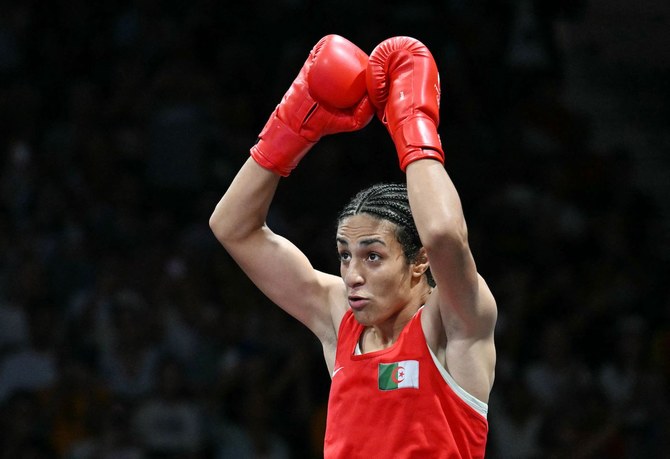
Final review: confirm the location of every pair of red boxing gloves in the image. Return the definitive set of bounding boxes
[250,35,444,177]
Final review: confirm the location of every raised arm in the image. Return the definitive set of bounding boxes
[367,36,496,399]
[209,35,374,341]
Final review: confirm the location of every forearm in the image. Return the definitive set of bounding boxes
[209,158,281,244]
[406,159,468,252]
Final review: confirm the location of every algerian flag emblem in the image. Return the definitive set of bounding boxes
[378,360,419,390]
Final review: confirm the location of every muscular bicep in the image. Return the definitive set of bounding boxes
[223,225,344,340]
[427,238,495,337]
[425,276,497,402]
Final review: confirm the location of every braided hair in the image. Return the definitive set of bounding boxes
[337,183,435,287]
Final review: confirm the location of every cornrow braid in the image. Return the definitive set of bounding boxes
[337,183,435,287]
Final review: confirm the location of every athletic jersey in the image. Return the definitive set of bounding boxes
[323,308,489,458]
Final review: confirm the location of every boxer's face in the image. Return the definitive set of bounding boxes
[336,214,419,325]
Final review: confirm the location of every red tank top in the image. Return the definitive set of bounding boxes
[324,308,488,458]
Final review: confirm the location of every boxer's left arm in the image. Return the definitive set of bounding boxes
[367,36,496,401]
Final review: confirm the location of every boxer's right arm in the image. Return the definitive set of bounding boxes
[210,35,371,338]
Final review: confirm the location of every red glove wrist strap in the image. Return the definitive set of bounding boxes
[392,116,445,171]
[250,114,316,177]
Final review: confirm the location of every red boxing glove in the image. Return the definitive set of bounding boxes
[367,36,444,171]
[250,35,374,177]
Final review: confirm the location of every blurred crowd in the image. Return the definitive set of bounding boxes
[1,1,669,458]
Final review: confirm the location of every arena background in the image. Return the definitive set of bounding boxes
[1,1,669,457]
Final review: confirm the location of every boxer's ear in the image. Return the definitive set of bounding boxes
[411,247,429,279]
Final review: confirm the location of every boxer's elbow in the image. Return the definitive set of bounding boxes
[209,208,230,243]
[209,206,241,246]
[210,204,265,248]
[421,214,469,254]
